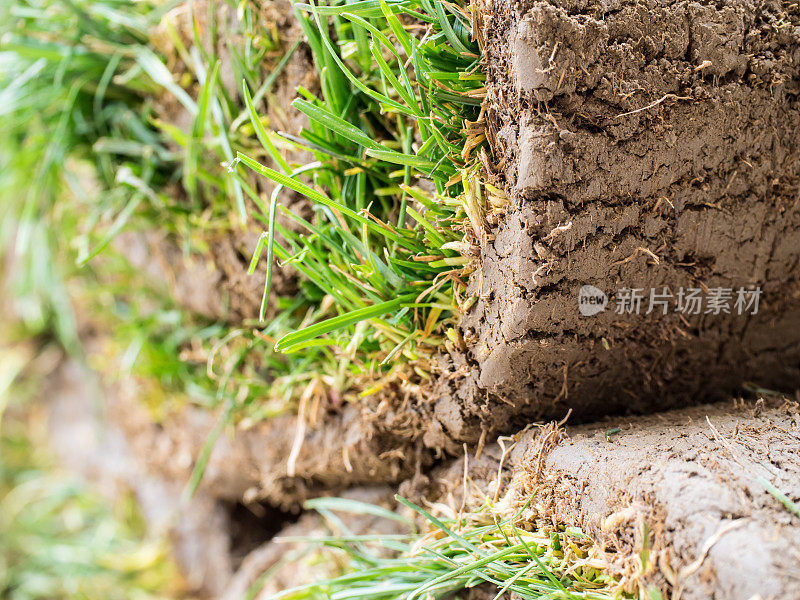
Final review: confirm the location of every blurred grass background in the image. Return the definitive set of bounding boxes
[0,338,189,600]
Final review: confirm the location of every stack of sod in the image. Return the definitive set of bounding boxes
[3,0,632,597]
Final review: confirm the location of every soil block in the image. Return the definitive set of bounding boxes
[434,0,800,440]
[510,399,800,598]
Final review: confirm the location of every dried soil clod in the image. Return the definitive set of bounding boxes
[433,0,800,439]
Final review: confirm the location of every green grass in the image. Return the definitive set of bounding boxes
[78,0,503,414]
[75,249,321,426]
[759,477,800,521]
[228,0,505,398]
[0,0,240,418]
[1,0,503,418]
[0,0,316,416]
[252,496,628,600]
[0,0,181,345]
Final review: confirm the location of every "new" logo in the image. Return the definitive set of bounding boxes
[578,285,608,316]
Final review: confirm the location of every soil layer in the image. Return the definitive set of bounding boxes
[432,0,800,439]
[40,353,800,598]
[510,398,800,598]
[107,373,430,508]
[101,0,800,509]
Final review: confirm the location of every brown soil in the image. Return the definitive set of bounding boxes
[106,372,430,509]
[115,227,299,322]
[508,398,800,599]
[404,398,800,598]
[430,0,800,438]
[43,353,800,598]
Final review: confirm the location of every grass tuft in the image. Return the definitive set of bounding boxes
[256,495,628,600]
[0,0,178,350]
[232,0,504,398]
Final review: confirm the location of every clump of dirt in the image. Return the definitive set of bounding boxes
[429,0,800,440]
[106,371,432,509]
[508,398,800,598]
[409,397,800,597]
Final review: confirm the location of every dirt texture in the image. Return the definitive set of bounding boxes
[431,0,800,440]
[115,227,300,322]
[410,398,800,598]
[37,343,800,599]
[508,398,800,599]
[106,372,432,509]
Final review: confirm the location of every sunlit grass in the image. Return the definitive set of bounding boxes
[230,0,504,398]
